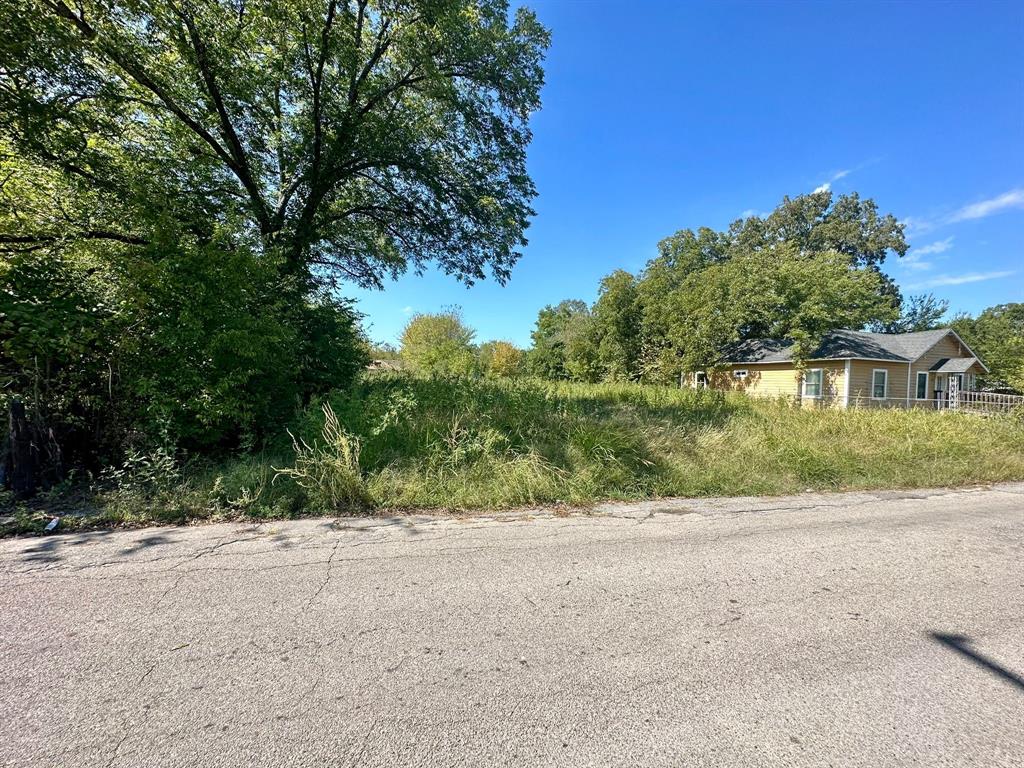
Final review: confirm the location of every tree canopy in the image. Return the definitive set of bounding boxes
[871,293,949,334]
[528,191,909,383]
[1,0,549,288]
[478,340,523,378]
[526,299,594,380]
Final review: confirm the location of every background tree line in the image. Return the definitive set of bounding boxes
[523,190,1021,391]
[0,0,548,494]
[383,191,1021,393]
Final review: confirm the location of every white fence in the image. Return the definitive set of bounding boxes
[950,390,1024,415]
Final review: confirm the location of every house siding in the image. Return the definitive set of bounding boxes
[694,330,991,410]
[915,333,972,370]
[846,360,910,408]
[709,362,846,406]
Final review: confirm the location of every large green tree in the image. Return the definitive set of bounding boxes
[953,303,1024,392]
[665,245,897,373]
[871,293,949,334]
[0,1,547,471]
[728,191,907,267]
[0,0,549,287]
[635,227,729,381]
[530,191,908,384]
[638,191,906,380]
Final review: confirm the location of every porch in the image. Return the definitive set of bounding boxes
[913,358,1023,413]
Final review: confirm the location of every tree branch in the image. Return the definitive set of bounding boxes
[44,0,271,233]
[0,230,149,247]
[172,3,272,233]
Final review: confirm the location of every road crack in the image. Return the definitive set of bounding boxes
[303,537,342,612]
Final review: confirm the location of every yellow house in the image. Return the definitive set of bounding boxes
[692,328,989,409]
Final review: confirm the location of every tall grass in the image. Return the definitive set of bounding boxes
[300,373,1024,510]
[7,374,1023,531]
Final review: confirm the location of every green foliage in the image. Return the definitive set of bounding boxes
[0,235,367,457]
[952,303,1024,392]
[399,309,477,376]
[274,402,369,513]
[592,270,642,380]
[0,249,116,464]
[871,293,949,333]
[0,0,550,288]
[529,191,907,384]
[526,299,595,380]
[0,0,548,490]
[728,190,907,267]
[478,340,524,378]
[13,375,1019,530]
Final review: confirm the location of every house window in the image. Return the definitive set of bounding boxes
[803,368,823,398]
[916,372,928,399]
[872,369,888,399]
[733,369,748,380]
[695,371,708,389]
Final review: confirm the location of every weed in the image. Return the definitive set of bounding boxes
[14,374,1023,530]
[273,402,370,513]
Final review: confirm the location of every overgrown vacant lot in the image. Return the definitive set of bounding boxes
[6,374,1024,533]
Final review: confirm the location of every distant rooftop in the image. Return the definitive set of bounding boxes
[720,328,954,364]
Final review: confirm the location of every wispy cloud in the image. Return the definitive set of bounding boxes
[812,168,851,194]
[949,189,1024,222]
[402,305,413,315]
[894,237,953,272]
[907,270,1015,290]
[900,215,935,237]
[913,236,954,256]
[900,252,933,272]
[905,188,1024,235]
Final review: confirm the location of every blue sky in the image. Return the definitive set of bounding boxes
[349,0,1024,348]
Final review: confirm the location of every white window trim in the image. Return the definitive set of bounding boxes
[802,368,823,399]
[733,368,748,380]
[915,371,928,400]
[871,368,888,400]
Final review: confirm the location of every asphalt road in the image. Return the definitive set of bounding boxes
[2,485,1023,767]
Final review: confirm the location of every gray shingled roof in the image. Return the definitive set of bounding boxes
[929,357,978,373]
[721,328,953,364]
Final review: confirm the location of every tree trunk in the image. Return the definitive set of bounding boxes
[8,400,37,499]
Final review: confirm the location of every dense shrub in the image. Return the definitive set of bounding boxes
[0,241,367,485]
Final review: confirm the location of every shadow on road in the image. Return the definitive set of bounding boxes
[930,631,1024,692]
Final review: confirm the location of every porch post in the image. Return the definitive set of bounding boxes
[843,359,851,408]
